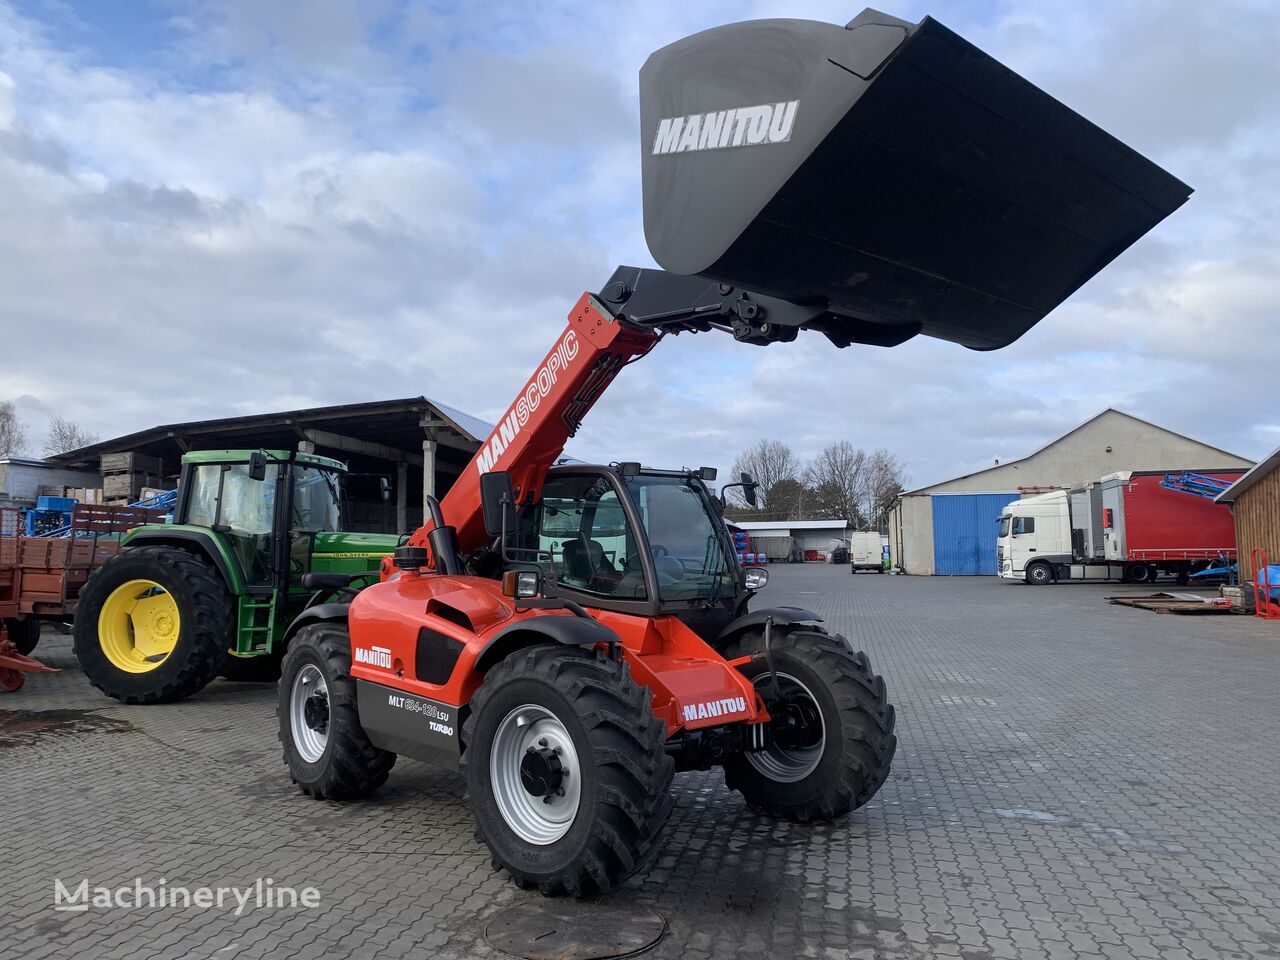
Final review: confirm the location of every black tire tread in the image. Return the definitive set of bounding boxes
[723,627,896,821]
[278,623,395,801]
[4,618,40,657]
[461,646,674,897]
[72,546,232,704]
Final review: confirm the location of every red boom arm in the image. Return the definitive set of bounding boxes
[407,293,659,555]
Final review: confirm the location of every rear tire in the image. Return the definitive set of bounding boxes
[278,622,395,800]
[4,618,40,656]
[73,547,231,704]
[723,627,895,820]
[1026,561,1054,585]
[1126,563,1155,585]
[462,646,673,896]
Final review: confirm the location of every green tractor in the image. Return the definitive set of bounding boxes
[73,450,400,704]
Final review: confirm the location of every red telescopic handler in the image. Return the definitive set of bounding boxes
[275,9,1190,895]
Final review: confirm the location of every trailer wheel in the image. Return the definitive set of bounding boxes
[724,627,896,820]
[73,547,231,704]
[1025,562,1054,585]
[278,622,395,800]
[4,618,40,656]
[1126,563,1155,584]
[462,646,673,896]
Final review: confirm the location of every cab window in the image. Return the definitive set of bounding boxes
[1013,517,1036,535]
[515,474,648,600]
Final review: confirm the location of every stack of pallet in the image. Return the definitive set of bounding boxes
[37,484,104,504]
[100,453,167,505]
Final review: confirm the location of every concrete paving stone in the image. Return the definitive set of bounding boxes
[4,569,1280,959]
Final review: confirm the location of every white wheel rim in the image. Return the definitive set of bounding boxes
[290,663,329,763]
[490,704,582,845]
[748,672,826,783]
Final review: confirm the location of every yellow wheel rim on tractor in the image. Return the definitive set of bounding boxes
[98,579,181,673]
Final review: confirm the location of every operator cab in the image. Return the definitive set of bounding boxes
[498,464,762,641]
[178,451,346,588]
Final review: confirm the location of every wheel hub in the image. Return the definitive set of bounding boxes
[520,744,565,799]
[303,692,329,733]
[772,695,823,750]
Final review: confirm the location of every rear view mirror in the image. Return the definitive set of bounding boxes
[480,471,517,538]
[379,477,391,503]
[247,452,268,482]
[740,472,758,508]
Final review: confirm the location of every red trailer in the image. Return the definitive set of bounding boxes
[1104,470,1244,564]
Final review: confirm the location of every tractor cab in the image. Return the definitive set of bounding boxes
[175,450,346,589]
[503,463,765,641]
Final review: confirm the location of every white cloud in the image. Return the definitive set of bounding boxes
[0,0,1276,483]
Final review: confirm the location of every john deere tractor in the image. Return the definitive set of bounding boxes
[74,450,399,704]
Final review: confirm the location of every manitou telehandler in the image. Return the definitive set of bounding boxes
[276,9,1189,895]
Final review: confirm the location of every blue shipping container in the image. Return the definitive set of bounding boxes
[931,493,1019,575]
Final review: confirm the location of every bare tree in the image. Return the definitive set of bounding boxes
[804,440,868,525]
[0,400,27,458]
[863,448,907,532]
[731,439,800,512]
[42,415,100,456]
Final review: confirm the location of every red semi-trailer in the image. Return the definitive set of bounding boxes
[997,469,1245,585]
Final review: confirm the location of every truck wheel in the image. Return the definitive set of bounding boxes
[1126,563,1155,584]
[1025,562,1054,585]
[221,649,284,682]
[462,646,674,896]
[73,547,231,704]
[4,618,40,656]
[723,627,896,820]
[278,622,395,800]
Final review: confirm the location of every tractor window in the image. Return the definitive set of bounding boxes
[515,474,647,600]
[292,467,342,533]
[186,465,221,527]
[221,465,277,535]
[624,475,734,602]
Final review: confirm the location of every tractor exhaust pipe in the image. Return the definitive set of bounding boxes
[640,9,1191,350]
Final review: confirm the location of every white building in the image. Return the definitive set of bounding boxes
[735,519,853,561]
[888,409,1253,575]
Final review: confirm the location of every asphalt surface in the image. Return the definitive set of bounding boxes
[4,566,1280,960]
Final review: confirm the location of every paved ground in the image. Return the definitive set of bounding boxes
[4,567,1280,960]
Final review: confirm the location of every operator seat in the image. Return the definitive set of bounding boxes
[562,538,616,583]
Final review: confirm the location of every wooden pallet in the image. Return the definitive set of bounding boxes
[1107,592,1233,615]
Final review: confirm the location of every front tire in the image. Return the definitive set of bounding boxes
[1026,561,1054,585]
[73,547,231,704]
[723,627,896,820]
[4,618,40,656]
[462,646,674,896]
[278,623,395,800]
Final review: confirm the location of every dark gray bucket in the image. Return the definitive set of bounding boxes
[640,9,1191,349]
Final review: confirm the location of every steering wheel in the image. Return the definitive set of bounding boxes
[650,544,670,558]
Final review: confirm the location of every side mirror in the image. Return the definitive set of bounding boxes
[480,471,517,538]
[740,471,758,508]
[247,452,268,482]
[379,477,391,503]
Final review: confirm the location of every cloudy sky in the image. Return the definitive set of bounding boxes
[1,0,1276,489]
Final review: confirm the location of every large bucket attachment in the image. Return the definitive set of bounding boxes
[640,9,1191,350]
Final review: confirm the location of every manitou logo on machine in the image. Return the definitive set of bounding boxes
[652,100,799,155]
[475,329,580,478]
[353,646,392,669]
[681,696,748,723]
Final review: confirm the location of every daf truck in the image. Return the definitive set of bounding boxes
[997,470,1242,585]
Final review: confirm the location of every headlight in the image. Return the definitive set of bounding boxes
[744,567,769,590]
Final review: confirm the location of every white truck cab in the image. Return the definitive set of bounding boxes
[996,490,1073,583]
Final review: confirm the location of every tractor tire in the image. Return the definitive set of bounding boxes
[278,622,395,800]
[4,618,40,656]
[723,626,896,820]
[221,649,284,683]
[73,547,232,704]
[461,645,674,897]
[1025,561,1054,585]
